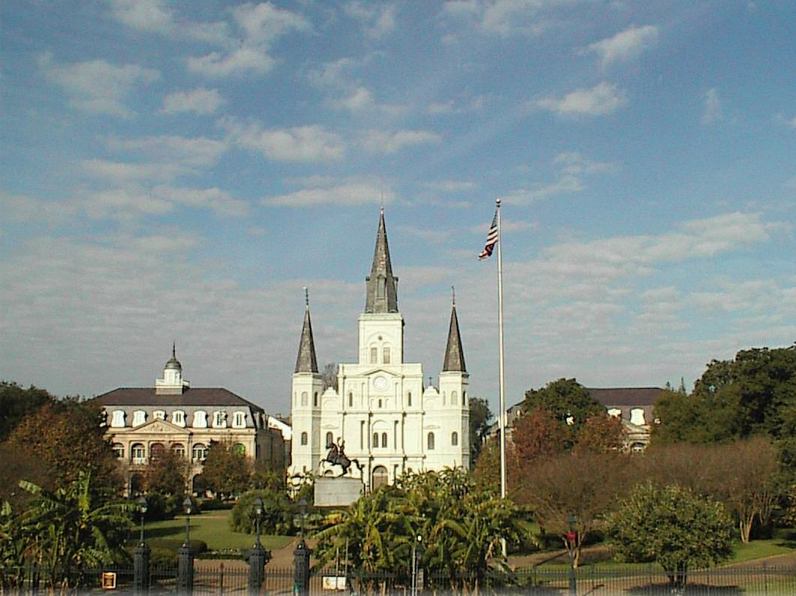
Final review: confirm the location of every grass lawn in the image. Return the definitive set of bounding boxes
[143,510,292,552]
[728,528,796,564]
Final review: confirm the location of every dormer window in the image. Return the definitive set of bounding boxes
[132,410,146,426]
[233,412,246,428]
[153,410,166,420]
[110,410,126,428]
[213,411,227,428]
[193,410,207,428]
[172,411,186,427]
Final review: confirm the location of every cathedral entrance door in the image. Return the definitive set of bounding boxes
[371,466,388,490]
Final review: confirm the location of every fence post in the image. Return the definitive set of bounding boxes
[177,543,194,595]
[293,539,311,595]
[248,543,268,594]
[133,542,151,595]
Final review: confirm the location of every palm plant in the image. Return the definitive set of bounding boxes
[19,471,134,589]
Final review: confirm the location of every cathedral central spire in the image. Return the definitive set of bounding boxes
[443,289,467,373]
[365,208,399,313]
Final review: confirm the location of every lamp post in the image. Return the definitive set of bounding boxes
[566,513,577,596]
[177,496,194,594]
[133,496,150,595]
[293,498,311,595]
[411,534,423,596]
[248,496,268,594]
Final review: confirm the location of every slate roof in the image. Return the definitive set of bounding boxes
[94,387,264,412]
[364,209,399,314]
[442,304,466,373]
[294,305,319,374]
[586,387,664,407]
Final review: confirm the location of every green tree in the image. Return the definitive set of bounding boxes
[468,396,493,466]
[145,448,188,496]
[19,472,134,588]
[0,381,53,441]
[5,399,122,494]
[607,482,733,590]
[522,378,604,432]
[230,489,292,535]
[201,440,252,497]
[513,451,630,566]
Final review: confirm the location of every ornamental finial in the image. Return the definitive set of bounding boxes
[304,287,309,308]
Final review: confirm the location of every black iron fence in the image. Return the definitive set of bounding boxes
[2,561,795,594]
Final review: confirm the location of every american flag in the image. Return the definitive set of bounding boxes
[478,209,499,260]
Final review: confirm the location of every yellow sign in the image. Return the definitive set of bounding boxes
[101,572,117,590]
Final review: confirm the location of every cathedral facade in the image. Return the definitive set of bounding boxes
[289,210,470,491]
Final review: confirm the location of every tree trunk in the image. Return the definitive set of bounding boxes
[739,515,754,543]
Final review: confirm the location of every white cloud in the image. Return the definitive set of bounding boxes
[360,129,442,154]
[0,192,75,224]
[535,81,628,117]
[424,180,476,192]
[186,3,310,78]
[585,25,659,67]
[39,53,159,117]
[108,0,173,33]
[162,88,225,115]
[263,179,392,207]
[503,151,616,204]
[153,186,249,217]
[344,2,397,39]
[443,0,575,37]
[702,88,722,124]
[789,116,796,128]
[81,159,187,183]
[221,118,345,162]
[334,86,375,111]
[105,135,228,167]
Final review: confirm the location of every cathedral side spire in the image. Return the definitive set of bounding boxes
[295,288,319,374]
[442,292,467,373]
[365,209,399,313]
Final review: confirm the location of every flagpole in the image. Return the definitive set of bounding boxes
[496,198,506,502]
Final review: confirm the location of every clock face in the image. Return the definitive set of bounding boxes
[373,375,388,391]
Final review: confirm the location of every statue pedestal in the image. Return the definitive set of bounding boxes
[314,477,364,507]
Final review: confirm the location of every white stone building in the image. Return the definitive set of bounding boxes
[289,210,470,491]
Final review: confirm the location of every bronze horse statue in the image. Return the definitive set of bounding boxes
[323,438,361,476]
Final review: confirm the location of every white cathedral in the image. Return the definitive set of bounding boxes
[289,210,470,491]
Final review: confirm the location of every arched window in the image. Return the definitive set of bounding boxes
[381,432,388,448]
[383,347,391,364]
[313,392,319,407]
[451,391,458,405]
[150,443,165,463]
[131,443,146,464]
[348,392,353,407]
[192,443,207,461]
[370,347,378,364]
[301,391,308,406]
[301,432,308,446]
[233,443,246,456]
[112,443,124,458]
[372,466,388,490]
[326,432,334,447]
[407,392,412,407]
[373,433,379,448]
[427,432,435,450]
[171,443,186,458]
[451,431,459,446]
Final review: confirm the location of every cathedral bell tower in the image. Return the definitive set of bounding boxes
[358,208,404,367]
[291,289,324,475]
[438,288,470,468]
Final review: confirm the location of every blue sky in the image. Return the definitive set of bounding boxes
[1,0,794,416]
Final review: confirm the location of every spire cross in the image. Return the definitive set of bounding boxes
[451,285,456,306]
[172,341,176,358]
[304,287,309,308]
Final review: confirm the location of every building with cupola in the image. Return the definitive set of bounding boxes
[95,346,285,496]
[289,210,470,491]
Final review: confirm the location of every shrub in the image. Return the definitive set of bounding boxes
[230,489,292,535]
